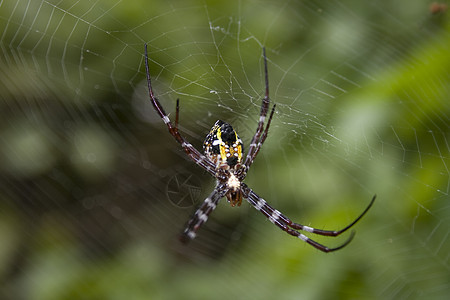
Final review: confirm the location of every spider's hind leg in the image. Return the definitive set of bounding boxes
[175,98,180,129]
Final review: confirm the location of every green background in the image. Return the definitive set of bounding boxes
[0,0,449,299]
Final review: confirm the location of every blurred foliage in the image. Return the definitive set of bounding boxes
[0,0,449,299]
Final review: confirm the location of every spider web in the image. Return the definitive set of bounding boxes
[0,0,449,299]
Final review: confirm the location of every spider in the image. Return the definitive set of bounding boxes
[144,44,376,252]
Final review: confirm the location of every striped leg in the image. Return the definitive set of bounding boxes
[144,44,216,176]
[179,183,228,243]
[242,184,375,252]
[244,47,276,170]
[250,104,276,162]
[288,195,376,236]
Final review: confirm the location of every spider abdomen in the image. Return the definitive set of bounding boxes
[203,120,244,168]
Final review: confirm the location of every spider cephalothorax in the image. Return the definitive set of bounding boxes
[144,44,375,252]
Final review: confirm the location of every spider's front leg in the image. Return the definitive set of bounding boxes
[180,183,228,242]
[242,184,375,252]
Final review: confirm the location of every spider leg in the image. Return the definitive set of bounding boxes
[144,44,216,176]
[251,103,276,161]
[179,183,228,243]
[175,98,180,129]
[244,47,275,170]
[288,195,376,236]
[242,184,373,253]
